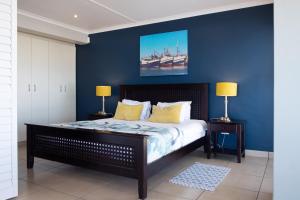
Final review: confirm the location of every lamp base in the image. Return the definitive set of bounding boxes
[97,111,107,115]
[219,116,231,122]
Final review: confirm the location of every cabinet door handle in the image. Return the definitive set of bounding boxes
[64,85,67,92]
[33,84,36,92]
[28,84,31,92]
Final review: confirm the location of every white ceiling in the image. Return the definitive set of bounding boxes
[18,0,273,34]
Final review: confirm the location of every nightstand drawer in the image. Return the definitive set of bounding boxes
[209,123,238,133]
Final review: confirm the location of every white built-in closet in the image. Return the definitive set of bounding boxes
[17,33,76,141]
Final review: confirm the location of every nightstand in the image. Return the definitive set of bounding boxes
[207,119,245,163]
[88,113,113,120]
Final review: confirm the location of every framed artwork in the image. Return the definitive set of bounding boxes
[140,30,188,76]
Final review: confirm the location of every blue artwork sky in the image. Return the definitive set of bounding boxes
[140,30,188,59]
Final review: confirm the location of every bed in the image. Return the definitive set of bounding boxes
[26,83,209,199]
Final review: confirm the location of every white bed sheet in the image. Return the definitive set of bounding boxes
[97,118,207,163]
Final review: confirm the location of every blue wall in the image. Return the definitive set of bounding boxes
[76,5,274,151]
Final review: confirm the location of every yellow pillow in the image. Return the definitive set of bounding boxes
[114,102,143,121]
[148,104,182,124]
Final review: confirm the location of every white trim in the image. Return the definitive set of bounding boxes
[245,150,270,158]
[90,0,273,34]
[87,0,136,23]
[18,9,89,35]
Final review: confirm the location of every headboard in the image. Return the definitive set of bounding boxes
[120,83,209,121]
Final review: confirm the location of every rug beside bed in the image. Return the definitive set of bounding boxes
[169,162,231,191]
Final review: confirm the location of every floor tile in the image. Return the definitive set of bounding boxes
[267,159,273,168]
[147,191,190,200]
[153,181,204,200]
[264,165,273,178]
[148,173,168,190]
[48,177,108,198]
[24,170,67,186]
[257,192,273,200]
[81,183,138,200]
[18,180,45,198]
[227,162,266,177]
[242,157,268,166]
[16,145,273,200]
[260,178,273,193]
[17,187,77,200]
[35,158,65,168]
[197,185,258,200]
[18,165,52,180]
[221,173,263,192]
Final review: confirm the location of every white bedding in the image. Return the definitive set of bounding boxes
[105,118,206,163]
[55,118,207,163]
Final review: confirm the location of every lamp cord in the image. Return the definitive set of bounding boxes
[216,134,226,151]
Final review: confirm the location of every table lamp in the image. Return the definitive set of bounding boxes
[216,82,237,122]
[96,86,111,114]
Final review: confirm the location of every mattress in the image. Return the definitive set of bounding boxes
[55,118,207,163]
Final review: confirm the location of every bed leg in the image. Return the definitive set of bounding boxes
[138,177,147,199]
[27,125,34,169]
[27,154,34,169]
[137,136,147,199]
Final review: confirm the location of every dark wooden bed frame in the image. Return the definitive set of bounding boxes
[26,83,209,199]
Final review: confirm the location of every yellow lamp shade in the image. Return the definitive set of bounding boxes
[216,82,237,97]
[96,86,111,97]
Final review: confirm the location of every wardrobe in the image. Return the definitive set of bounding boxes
[17,33,76,141]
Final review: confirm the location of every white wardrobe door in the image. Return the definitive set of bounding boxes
[17,34,31,141]
[0,0,18,198]
[49,41,65,123]
[49,41,76,123]
[31,37,49,124]
[63,44,76,122]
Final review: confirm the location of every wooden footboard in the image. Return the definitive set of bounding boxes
[26,124,148,199]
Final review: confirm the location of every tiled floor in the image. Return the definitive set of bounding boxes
[15,143,273,200]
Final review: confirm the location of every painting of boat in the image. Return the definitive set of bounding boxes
[140,30,188,76]
[140,52,160,69]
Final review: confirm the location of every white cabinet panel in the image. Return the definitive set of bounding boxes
[31,37,49,124]
[49,41,76,123]
[49,41,65,123]
[62,44,76,122]
[17,34,31,141]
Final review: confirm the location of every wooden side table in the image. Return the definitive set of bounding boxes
[207,119,245,163]
[88,113,113,120]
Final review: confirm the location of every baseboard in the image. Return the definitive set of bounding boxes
[245,149,273,159]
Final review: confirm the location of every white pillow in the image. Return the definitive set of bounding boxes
[157,101,192,122]
[122,99,151,120]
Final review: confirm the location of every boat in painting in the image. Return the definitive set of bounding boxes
[159,49,174,69]
[140,52,160,69]
[173,42,188,69]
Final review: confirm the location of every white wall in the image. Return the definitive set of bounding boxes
[274,1,300,200]
[0,0,18,199]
